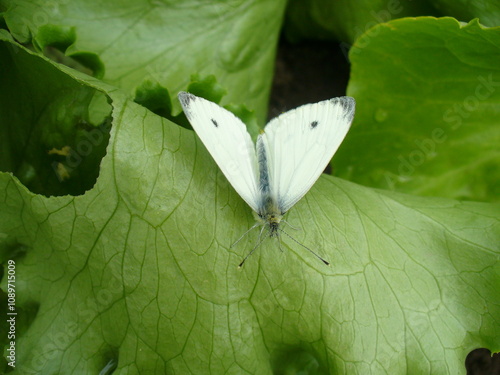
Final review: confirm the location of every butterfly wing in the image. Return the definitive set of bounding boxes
[178,92,261,212]
[259,97,355,213]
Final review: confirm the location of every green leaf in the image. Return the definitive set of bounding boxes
[187,74,227,104]
[33,24,76,52]
[429,0,500,27]
[333,17,500,202]
[134,80,173,119]
[283,0,436,44]
[1,0,287,123]
[1,36,499,374]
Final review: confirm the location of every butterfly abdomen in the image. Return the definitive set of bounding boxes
[256,133,282,224]
[256,135,270,194]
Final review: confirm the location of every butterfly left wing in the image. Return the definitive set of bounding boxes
[259,97,355,213]
[178,92,261,213]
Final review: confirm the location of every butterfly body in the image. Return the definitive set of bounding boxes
[256,140,282,236]
[178,92,355,266]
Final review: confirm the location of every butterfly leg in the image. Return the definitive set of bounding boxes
[237,224,268,268]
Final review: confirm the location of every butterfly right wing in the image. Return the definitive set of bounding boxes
[259,97,355,214]
[178,92,260,213]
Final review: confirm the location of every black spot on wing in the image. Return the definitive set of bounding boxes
[310,120,318,129]
[211,119,218,127]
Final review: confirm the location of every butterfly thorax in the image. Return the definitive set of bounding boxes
[256,194,284,237]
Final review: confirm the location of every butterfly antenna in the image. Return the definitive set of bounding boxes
[279,228,330,266]
[238,225,268,268]
[230,222,260,248]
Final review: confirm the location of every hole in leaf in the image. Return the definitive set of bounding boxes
[134,80,173,118]
[465,348,500,375]
[34,25,104,78]
[0,41,112,196]
[271,346,327,375]
[99,349,119,375]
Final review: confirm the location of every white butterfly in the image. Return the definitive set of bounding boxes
[178,92,355,266]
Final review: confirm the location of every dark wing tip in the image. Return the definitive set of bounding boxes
[178,92,197,119]
[178,91,196,108]
[333,96,355,121]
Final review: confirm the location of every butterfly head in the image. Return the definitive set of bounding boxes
[268,214,282,238]
[255,211,283,238]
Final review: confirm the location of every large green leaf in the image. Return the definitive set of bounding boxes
[430,0,500,26]
[283,0,436,44]
[283,0,499,45]
[1,0,286,122]
[1,35,499,374]
[333,17,500,202]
